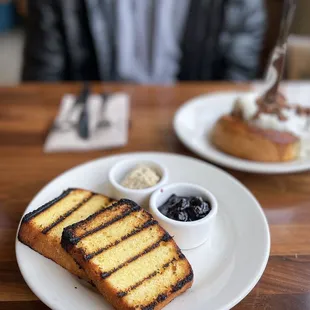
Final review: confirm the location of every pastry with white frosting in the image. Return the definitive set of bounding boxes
[211,93,310,162]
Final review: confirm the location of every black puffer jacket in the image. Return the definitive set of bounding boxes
[22,0,266,82]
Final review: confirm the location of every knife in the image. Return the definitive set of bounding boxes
[77,82,91,139]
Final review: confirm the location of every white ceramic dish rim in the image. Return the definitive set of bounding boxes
[15,152,270,310]
[108,158,168,194]
[150,182,218,227]
[173,91,310,174]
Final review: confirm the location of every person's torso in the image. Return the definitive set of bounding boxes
[59,0,263,82]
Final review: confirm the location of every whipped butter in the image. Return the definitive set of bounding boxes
[233,93,310,158]
[121,165,160,189]
[234,93,259,121]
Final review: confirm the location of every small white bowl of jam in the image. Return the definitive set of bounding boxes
[149,183,218,250]
[109,159,168,207]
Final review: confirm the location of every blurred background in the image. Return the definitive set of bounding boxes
[0,0,309,85]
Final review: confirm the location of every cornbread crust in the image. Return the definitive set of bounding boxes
[62,199,193,310]
[211,115,300,162]
[18,188,114,279]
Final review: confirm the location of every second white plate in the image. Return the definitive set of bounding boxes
[174,91,310,173]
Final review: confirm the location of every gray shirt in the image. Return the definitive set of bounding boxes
[22,0,266,82]
[96,0,189,83]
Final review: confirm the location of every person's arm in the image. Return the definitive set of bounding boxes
[223,0,267,81]
[22,0,67,81]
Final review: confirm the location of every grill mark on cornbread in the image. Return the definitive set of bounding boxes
[76,206,141,241]
[106,197,115,204]
[101,233,172,279]
[171,272,194,293]
[116,257,179,298]
[61,200,141,247]
[42,194,96,234]
[78,199,141,231]
[84,219,158,260]
[178,252,185,260]
[73,257,83,270]
[141,293,168,310]
[140,272,194,310]
[21,188,76,223]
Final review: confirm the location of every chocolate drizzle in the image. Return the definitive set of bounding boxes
[295,105,310,116]
[253,93,290,121]
[235,92,310,123]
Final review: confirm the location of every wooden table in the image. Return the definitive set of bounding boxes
[1,83,310,310]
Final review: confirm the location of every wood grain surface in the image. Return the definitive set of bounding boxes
[1,83,310,310]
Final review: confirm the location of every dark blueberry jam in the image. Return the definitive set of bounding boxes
[158,194,211,222]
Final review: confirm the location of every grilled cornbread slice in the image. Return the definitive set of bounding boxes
[18,188,114,279]
[62,199,193,310]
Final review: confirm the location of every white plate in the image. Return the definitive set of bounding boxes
[174,91,310,174]
[16,152,270,310]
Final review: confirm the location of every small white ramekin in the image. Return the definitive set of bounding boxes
[149,182,218,250]
[108,159,168,208]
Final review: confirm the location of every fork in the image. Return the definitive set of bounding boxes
[52,82,90,134]
[262,0,297,104]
